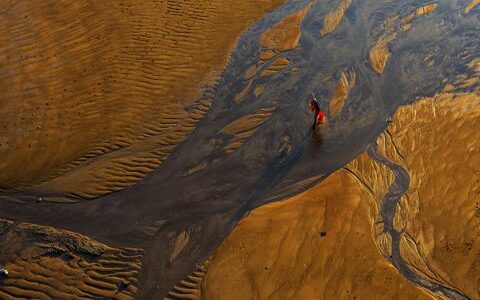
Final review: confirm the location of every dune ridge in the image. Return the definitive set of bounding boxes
[36,98,213,199]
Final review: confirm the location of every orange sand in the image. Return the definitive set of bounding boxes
[0,0,287,198]
[416,4,437,16]
[221,107,276,154]
[369,3,437,74]
[0,219,143,299]
[235,2,313,104]
[199,171,430,299]
[260,2,313,53]
[320,0,352,36]
[465,0,480,13]
[374,84,480,298]
[329,69,356,116]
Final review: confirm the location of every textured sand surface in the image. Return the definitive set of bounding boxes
[0,219,142,299]
[369,3,437,74]
[465,0,480,13]
[221,107,277,155]
[163,260,210,300]
[320,0,352,36]
[329,69,356,116]
[0,0,287,198]
[333,68,480,298]
[416,4,438,16]
[1,0,480,298]
[183,51,480,300]
[193,82,480,299]
[369,34,395,74]
[260,2,313,53]
[373,82,480,297]
[233,1,314,105]
[199,170,430,300]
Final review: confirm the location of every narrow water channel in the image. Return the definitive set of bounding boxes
[367,144,469,300]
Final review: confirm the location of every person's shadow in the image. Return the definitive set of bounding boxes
[311,125,324,146]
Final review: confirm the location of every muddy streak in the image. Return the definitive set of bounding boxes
[0,0,479,298]
[367,144,469,300]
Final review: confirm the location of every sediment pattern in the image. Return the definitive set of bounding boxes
[163,260,209,300]
[194,80,480,299]
[0,219,143,299]
[261,58,291,78]
[0,0,288,198]
[320,0,352,36]
[369,2,437,74]
[199,171,430,299]
[369,34,395,74]
[465,0,480,13]
[340,66,480,298]
[221,107,276,154]
[1,0,479,298]
[416,4,438,16]
[260,2,313,53]
[372,83,480,298]
[234,0,314,109]
[235,2,313,106]
[37,98,213,199]
[329,68,356,117]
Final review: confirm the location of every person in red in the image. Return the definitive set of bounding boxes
[309,93,325,129]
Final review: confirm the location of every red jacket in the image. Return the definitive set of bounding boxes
[310,99,325,124]
[316,110,325,124]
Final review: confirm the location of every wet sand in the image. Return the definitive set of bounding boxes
[198,57,480,300]
[0,219,142,299]
[199,170,431,299]
[373,86,480,298]
[0,0,479,299]
[0,0,287,198]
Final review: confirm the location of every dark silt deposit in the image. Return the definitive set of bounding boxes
[1,0,479,298]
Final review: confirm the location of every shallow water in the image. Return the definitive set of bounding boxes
[1,0,479,298]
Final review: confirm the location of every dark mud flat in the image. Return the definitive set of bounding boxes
[1,0,479,298]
